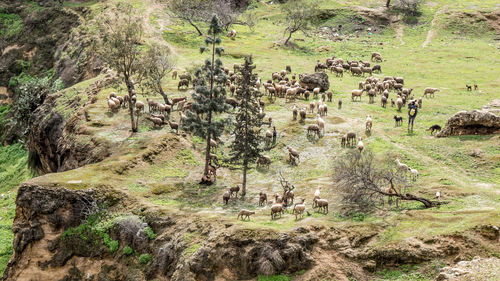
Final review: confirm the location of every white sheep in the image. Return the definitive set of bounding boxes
[316,114,325,135]
[395,158,408,174]
[409,168,418,181]
[357,137,364,152]
[365,115,372,132]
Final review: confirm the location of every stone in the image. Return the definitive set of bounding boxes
[299,72,330,92]
[437,105,500,137]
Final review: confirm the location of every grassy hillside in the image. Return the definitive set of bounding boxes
[1,0,499,279]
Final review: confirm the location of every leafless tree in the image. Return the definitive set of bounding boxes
[139,44,176,105]
[278,170,296,206]
[281,0,319,46]
[332,150,434,214]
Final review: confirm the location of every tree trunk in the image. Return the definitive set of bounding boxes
[125,76,137,133]
[284,31,293,46]
[242,159,247,198]
[188,19,203,36]
[202,30,216,183]
[386,0,391,8]
[158,84,171,105]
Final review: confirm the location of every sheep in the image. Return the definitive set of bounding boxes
[338,98,342,109]
[395,158,408,174]
[227,29,237,40]
[210,138,218,153]
[327,91,333,102]
[229,185,240,198]
[265,129,273,146]
[226,98,238,109]
[309,101,315,113]
[299,108,306,121]
[409,168,418,181]
[178,79,189,90]
[135,101,145,113]
[107,98,118,112]
[351,89,364,102]
[293,199,306,220]
[381,95,388,108]
[179,112,187,125]
[111,97,121,108]
[109,92,117,99]
[316,114,325,135]
[417,97,423,108]
[373,54,383,62]
[474,84,478,90]
[237,209,255,221]
[351,67,362,76]
[223,190,231,205]
[313,198,328,214]
[371,52,381,61]
[357,137,364,152]
[123,94,130,107]
[435,191,441,202]
[274,193,283,203]
[259,192,267,206]
[172,70,177,80]
[365,115,372,132]
[287,146,300,164]
[307,124,321,138]
[391,98,395,107]
[286,65,292,73]
[394,115,403,127]
[372,64,381,73]
[331,66,343,77]
[179,73,192,82]
[256,155,271,169]
[423,87,439,98]
[146,116,165,128]
[314,186,321,199]
[313,87,321,99]
[271,202,285,219]
[341,135,346,147]
[361,66,372,76]
[396,97,403,112]
[292,105,298,121]
[346,131,356,146]
[168,120,179,133]
[171,96,187,107]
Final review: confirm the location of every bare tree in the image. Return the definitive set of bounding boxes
[386,0,391,7]
[281,0,319,46]
[139,44,176,105]
[333,150,434,214]
[97,3,144,132]
[278,170,296,206]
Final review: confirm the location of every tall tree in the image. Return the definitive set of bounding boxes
[281,0,319,46]
[140,44,176,105]
[98,3,144,132]
[228,56,264,197]
[182,15,231,184]
[386,0,391,8]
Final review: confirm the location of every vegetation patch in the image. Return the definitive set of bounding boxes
[0,9,23,37]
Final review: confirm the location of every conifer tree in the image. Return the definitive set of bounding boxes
[228,56,264,197]
[182,15,231,184]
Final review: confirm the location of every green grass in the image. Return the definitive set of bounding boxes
[0,9,23,37]
[258,274,291,281]
[139,253,152,264]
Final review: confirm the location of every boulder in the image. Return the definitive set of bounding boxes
[436,105,500,137]
[299,72,330,92]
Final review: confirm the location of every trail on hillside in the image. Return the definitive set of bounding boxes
[143,0,178,56]
[395,23,405,45]
[422,6,448,48]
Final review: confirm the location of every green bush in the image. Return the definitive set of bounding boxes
[123,245,133,255]
[139,253,152,264]
[144,227,156,240]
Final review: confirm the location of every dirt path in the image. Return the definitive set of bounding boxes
[395,23,405,45]
[422,6,447,48]
[143,0,178,56]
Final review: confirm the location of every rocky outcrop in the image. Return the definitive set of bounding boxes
[437,256,500,280]
[28,74,116,174]
[299,72,330,92]
[436,107,500,137]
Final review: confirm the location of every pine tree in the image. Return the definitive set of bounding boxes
[228,56,264,197]
[182,15,231,184]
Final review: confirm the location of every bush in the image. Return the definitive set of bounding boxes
[392,0,423,23]
[123,245,133,256]
[143,227,156,240]
[139,253,152,264]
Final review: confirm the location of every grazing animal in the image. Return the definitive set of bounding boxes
[178,79,189,90]
[286,65,292,73]
[146,116,165,128]
[466,85,472,91]
[352,89,364,101]
[172,70,177,80]
[409,168,418,181]
[256,156,271,169]
[271,203,285,219]
[229,185,240,198]
[474,84,478,90]
[381,96,388,108]
[293,199,306,220]
[292,105,298,120]
[299,108,306,121]
[372,64,381,73]
[223,190,231,205]
[395,158,408,174]
[391,98,395,107]
[259,192,267,206]
[227,29,237,40]
[316,114,325,135]
[423,87,439,98]
[436,191,441,202]
[307,124,321,138]
[107,98,118,112]
[314,186,321,199]
[237,209,255,221]
[167,120,179,133]
[365,115,372,132]
[327,91,333,102]
[313,198,328,214]
[341,135,346,147]
[357,137,364,152]
[394,115,403,127]
[426,124,442,135]
[287,146,300,164]
[338,98,342,109]
[346,131,356,146]
[135,101,145,113]
[396,97,403,112]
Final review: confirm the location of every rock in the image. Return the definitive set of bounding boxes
[299,72,330,92]
[437,257,500,280]
[437,106,500,137]
[469,148,483,157]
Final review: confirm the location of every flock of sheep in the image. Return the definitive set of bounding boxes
[104,48,445,221]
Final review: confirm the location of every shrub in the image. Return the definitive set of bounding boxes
[143,227,156,240]
[123,245,133,256]
[258,274,291,281]
[139,253,152,264]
